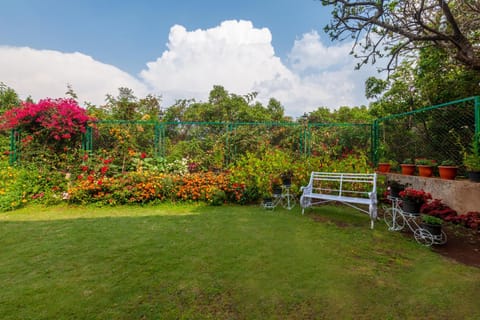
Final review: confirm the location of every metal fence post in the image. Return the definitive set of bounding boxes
[82,125,93,154]
[475,96,480,155]
[154,123,165,158]
[372,120,379,166]
[9,129,18,165]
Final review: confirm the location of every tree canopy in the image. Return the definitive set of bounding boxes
[322,0,480,72]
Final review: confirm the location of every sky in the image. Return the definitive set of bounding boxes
[0,0,382,117]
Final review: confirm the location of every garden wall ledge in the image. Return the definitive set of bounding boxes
[381,173,480,215]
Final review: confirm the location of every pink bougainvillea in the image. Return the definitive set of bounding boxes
[0,98,94,143]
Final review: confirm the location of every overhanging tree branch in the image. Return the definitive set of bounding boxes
[321,0,480,71]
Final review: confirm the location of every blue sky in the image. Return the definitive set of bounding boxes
[0,0,379,116]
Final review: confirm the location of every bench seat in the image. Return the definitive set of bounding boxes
[300,172,377,229]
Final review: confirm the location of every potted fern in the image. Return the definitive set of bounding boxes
[421,215,443,237]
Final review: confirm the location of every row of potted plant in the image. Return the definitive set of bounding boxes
[378,156,480,182]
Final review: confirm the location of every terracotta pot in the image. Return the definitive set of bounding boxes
[438,166,458,180]
[377,163,391,173]
[400,164,416,175]
[417,165,433,177]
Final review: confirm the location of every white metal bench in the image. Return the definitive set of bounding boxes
[300,172,377,229]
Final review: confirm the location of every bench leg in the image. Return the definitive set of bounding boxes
[370,220,374,229]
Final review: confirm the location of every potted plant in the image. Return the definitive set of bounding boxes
[387,180,407,198]
[399,188,432,215]
[377,158,392,173]
[464,153,480,182]
[438,160,458,180]
[270,176,283,196]
[400,158,416,175]
[421,214,443,237]
[415,158,436,177]
[280,170,293,186]
[262,192,275,209]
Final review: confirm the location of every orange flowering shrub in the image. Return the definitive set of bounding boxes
[68,170,248,206]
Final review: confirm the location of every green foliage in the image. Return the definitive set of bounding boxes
[163,85,284,123]
[464,153,480,172]
[229,146,372,198]
[0,160,68,211]
[415,159,435,166]
[0,82,20,113]
[422,214,443,226]
[440,160,456,166]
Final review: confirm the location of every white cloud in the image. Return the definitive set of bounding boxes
[0,21,381,117]
[141,22,379,116]
[288,30,354,73]
[140,20,293,104]
[0,46,148,106]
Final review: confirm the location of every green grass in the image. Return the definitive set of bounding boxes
[1,204,479,319]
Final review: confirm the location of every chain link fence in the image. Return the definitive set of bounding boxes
[7,96,479,170]
[373,96,480,172]
[77,121,372,169]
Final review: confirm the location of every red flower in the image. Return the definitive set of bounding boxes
[399,188,432,203]
[100,166,108,175]
[80,165,89,172]
[140,152,147,159]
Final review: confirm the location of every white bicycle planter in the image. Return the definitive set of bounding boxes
[383,196,447,246]
[263,185,296,210]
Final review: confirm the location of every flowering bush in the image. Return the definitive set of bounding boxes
[399,188,432,204]
[0,98,93,144]
[421,199,457,220]
[446,211,480,230]
[67,170,248,206]
[0,98,94,172]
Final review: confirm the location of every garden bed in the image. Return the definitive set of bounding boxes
[308,206,480,268]
[432,224,480,268]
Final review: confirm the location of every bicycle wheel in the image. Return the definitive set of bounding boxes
[414,228,434,246]
[282,194,296,210]
[433,230,448,245]
[383,208,405,231]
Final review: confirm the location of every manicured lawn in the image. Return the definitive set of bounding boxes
[1,204,479,319]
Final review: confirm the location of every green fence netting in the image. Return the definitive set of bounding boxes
[78,121,370,168]
[7,96,479,169]
[373,96,480,169]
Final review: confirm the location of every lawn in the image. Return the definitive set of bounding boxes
[0,204,479,319]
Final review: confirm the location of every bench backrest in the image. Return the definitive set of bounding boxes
[308,172,376,198]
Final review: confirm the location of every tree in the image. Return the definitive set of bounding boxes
[322,0,480,72]
[0,83,20,113]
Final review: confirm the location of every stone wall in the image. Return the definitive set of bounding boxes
[381,173,480,214]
